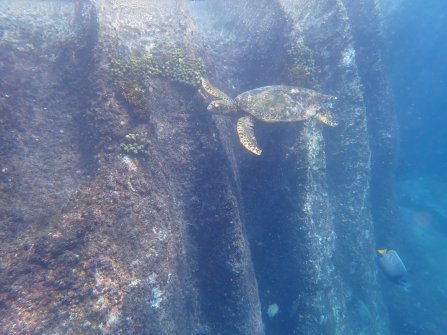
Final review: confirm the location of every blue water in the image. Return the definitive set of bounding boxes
[388,1,447,179]
[1,1,446,334]
[385,1,447,333]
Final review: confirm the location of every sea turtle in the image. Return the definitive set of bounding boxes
[200,78,338,155]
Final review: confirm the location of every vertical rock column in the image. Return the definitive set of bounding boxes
[342,0,400,247]
[190,0,391,333]
[1,0,264,334]
[273,0,389,333]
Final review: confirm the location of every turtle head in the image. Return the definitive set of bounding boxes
[207,99,237,115]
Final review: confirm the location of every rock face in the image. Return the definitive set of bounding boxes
[0,0,395,334]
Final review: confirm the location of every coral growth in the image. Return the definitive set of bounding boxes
[109,53,161,87]
[109,47,204,116]
[120,133,148,156]
[157,47,205,88]
[109,47,205,89]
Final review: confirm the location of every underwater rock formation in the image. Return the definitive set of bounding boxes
[0,0,396,334]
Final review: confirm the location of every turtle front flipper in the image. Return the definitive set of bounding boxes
[236,116,262,155]
[200,78,231,101]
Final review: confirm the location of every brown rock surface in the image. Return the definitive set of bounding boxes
[0,1,396,334]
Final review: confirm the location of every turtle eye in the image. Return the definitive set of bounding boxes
[207,101,220,112]
[207,100,226,113]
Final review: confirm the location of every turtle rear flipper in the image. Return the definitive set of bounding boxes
[236,116,262,155]
[314,109,338,127]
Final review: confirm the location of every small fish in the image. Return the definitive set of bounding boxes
[376,249,410,288]
[267,303,279,318]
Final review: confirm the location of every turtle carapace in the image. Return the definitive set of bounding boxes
[202,79,338,155]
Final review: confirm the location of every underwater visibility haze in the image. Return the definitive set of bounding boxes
[0,0,446,334]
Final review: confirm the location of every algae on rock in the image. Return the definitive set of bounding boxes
[110,47,205,89]
[109,47,205,116]
[285,42,320,89]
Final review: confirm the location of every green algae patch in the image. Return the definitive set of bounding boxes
[157,47,205,89]
[120,133,148,156]
[109,47,205,116]
[110,47,205,89]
